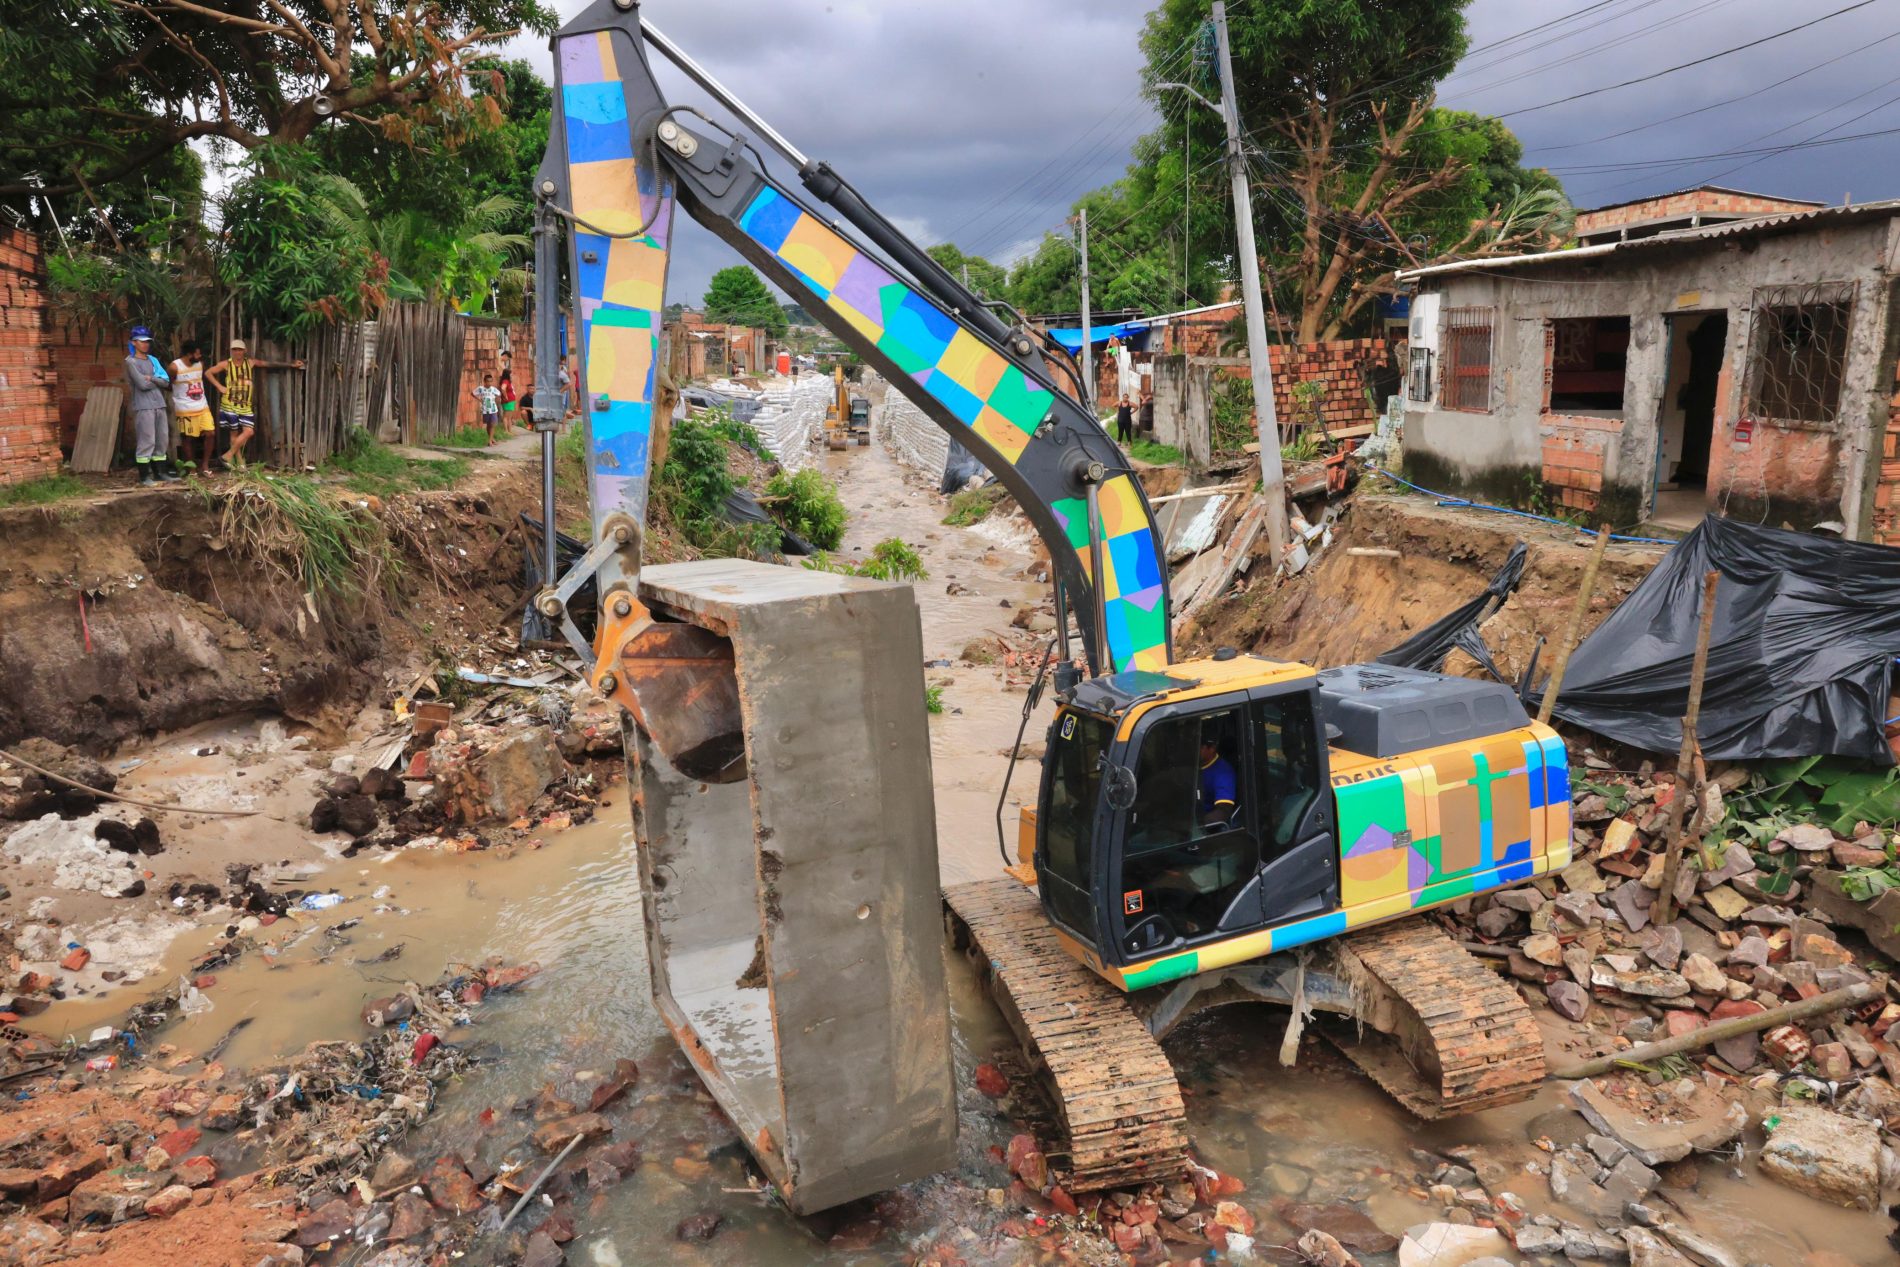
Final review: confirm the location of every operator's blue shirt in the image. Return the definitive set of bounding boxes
[1199,754,1238,817]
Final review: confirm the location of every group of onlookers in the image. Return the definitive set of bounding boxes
[123,325,302,485]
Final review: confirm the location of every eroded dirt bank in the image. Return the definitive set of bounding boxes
[0,460,551,752]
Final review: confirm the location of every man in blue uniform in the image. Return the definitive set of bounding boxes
[1198,737,1238,828]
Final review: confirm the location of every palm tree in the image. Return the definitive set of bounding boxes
[303,175,529,309]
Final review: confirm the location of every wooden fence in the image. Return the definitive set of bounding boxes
[371,302,467,447]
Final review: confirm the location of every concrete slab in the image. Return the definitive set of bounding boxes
[628,559,956,1213]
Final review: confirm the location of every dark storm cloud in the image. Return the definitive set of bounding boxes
[506,0,1900,304]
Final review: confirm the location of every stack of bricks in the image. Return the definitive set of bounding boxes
[1874,358,1900,547]
[455,319,535,431]
[1267,338,1388,436]
[1541,426,1610,513]
[0,229,62,486]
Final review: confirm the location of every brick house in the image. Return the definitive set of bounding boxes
[1397,198,1900,543]
[1573,186,1825,247]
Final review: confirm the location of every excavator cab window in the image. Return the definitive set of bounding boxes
[1039,708,1109,943]
[1115,706,1260,955]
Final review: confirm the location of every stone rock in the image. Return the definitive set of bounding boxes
[1515,1224,1566,1256]
[1600,818,1639,857]
[1282,1202,1399,1252]
[1810,1042,1852,1081]
[202,1092,246,1131]
[1831,840,1889,868]
[531,1113,610,1153]
[1548,980,1590,1021]
[1603,1153,1659,1204]
[0,1218,63,1264]
[144,1184,194,1218]
[1265,1163,1311,1197]
[1662,1011,1702,1040]
[1569,1080,1746,1166]
[1563,1227,1628,1261]
[1524,933,1565,966]
[431,726,567,825]
[1296,1229,1357,1267]
[1495,888,1545,913]
[1678,953,1727,994]
[1701,884,1749,921]
[370,1151,418,1192]
[423,1157,483,1216]
[1554,892,1609,927]
[255,1251,308,1267]
[588,1058,640,1112]
[1549,1149,1623,1219]
[1476,906,1519,938]
[69,1173,144,1224]
[1796,933,1851,969]
[522,1229,565,1267]
[1624,1228,1693,1267]
[1726,936,1770,968]
[389,1192,435,1241]
[152,1126,200,1161]
[676,1212,723,1242]
[1606,967,1691,999]
[295,1198,354,1247]
[1560,859,1608,894]
[1642,924,1682,970]
[1776,823,1836,852]
[1398,1223,1509,1267]
[1657,1223,1743,1267]
[1759,1106,1882,1208]
[36,1148,106,1201]
[1611,880,1653,933]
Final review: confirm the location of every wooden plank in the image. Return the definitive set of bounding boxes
[70,385,124,473]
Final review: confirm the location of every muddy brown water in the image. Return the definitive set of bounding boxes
[21,427,1896,1265]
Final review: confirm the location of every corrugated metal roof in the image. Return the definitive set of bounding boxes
[1398,199,1900,283]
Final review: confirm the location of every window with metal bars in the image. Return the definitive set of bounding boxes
[1742,282,1855,427]
[1441,307,1495,412]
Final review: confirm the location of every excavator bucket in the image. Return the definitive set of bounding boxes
[625,558,956,1214]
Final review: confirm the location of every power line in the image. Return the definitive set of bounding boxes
[1495,0,1885,119]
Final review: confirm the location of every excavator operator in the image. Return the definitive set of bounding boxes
[1197,736,1239,828]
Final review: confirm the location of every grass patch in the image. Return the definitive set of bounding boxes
[0,472,89,509]
[1280,431,1322,463]
[434,426,499,450]
[944,483,1008,527]
[803,538,929,582]
[1128,437,1183,466]
[925,682,946,714]
[323,429,471,497]
[192,469,396,615]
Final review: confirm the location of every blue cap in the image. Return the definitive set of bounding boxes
[130,326,152,340]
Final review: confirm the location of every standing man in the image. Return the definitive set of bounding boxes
[125,326,177,486]
[170,340,216,472]
[205,338,303,470]
[1113,393,1135,446]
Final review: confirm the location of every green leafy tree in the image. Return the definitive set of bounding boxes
[215,148,387,338]
[0,0,557,216]
[924,243,1010,299]
[1124,0,1567,340]
[703,265,789,338]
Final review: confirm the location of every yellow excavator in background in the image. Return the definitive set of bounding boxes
[529,0,1568,1213]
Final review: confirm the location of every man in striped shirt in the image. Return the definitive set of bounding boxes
[205,338,304,470]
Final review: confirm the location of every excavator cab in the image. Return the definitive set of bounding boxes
[1035,655,1341,970]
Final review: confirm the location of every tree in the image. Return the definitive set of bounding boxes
[1134,0,1568,341]
[703,266,788,338]
[924,243,1009,300]
[0,0,557,210]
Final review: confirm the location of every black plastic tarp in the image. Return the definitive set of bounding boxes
[1378,542,1527,678]
[1545,516,1900,763]
[940,439,984,494]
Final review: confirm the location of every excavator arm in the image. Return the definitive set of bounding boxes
[533,0,1172,679]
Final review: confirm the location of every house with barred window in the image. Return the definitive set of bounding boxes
[1395,188,1900,542]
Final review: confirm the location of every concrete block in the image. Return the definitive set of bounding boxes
[627,559,956,1213]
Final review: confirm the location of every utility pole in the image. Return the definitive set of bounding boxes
[1077,208,1095,411]
[1212,0,1288,568]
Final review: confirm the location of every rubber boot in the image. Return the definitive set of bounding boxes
[136,461,157,487]
[156,456,181,482]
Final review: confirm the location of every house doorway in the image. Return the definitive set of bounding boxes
[1654,310,1727,529]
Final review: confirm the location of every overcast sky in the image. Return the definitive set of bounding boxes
[499,0,1900,304]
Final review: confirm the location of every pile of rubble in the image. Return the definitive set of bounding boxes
[0,958,557,1267]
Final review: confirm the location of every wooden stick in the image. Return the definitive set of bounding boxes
[498,1132,586,1231]
[1536,524,1611,726]
[1551,980,1880,1079]
[1656,570,1720,926]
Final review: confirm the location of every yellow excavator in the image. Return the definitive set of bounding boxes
[529,0,1567,1211]
[822,366,869,450]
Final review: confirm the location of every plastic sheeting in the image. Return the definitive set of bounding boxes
[1546,517,1900,763]
[1377,543,1527,680]
[940,439,984,494]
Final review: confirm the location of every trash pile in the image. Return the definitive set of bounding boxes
[0,958,550,1267]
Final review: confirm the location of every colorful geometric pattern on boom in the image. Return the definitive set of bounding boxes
[738,185,1168,672]
[558,29,675,528]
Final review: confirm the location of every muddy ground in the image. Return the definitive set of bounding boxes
[1,403,1896,1267]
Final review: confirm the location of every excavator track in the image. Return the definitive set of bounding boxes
[945,878,1189,1192]
[1324,919,1546,1118]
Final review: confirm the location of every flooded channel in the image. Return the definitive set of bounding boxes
[21,416,1897,1265]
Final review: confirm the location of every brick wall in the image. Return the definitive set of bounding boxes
[1268,339,1388,435]
[47,319,127,450]
[0,230,62,484]
[1540,420,1615,514]
[1576,189,1820,237]
[455,318,536,430]
[1875,359,1900,547]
